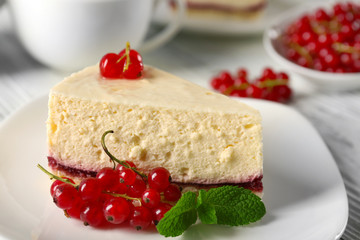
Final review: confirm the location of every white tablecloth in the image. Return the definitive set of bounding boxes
[0,4,359,240]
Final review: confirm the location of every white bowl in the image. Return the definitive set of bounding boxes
[263,2,360,92]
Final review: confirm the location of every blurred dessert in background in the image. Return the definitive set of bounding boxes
[172,0,267,20]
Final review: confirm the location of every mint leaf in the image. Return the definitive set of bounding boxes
[156,191,198,237]
[206,186,266,226]
[156,186,266,237]
[196,189,217,224]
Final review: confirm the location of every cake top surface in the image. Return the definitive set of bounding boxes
[50,65,260,116]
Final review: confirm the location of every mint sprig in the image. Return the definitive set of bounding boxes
[196,190,217,224]
[156,192,198,237]
[204,186,266,226]
[156,186,266,237]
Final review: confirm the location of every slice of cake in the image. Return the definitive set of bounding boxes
[173,0,267,20]
[47,65,263,195]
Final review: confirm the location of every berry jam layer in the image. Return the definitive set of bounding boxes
[170,0,266,14]
[48,156,97,179]
[174,176,263,193]
[48,156,263,193]
[187,2,266,13]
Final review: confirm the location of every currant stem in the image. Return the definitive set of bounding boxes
[115,41,132,69]
[124,41,131,71]
[224,83,249,95]
[37,164,78,188]
[259,79,288,88]
[104,191,141,205]
[289,42,313,66]
[101,130,147,179]
[116,54,126,64]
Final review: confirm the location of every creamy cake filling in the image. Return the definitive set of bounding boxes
[48,156,263,193]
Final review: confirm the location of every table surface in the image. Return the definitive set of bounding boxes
[0,3,359,240]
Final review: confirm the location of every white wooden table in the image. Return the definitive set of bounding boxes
[0,4,359,240]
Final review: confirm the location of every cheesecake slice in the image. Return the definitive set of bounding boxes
[47,65,263,194]
[174,0,267,20]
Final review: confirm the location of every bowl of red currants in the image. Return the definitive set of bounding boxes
[263,1,360,91]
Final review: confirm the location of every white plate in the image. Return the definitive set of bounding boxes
[153,0,296,35]
[0,95,348,240]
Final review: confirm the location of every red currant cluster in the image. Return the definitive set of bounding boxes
[211,67,292,103]
[100,42,144,79]
[282,2,360,73]
[40,132,182,231]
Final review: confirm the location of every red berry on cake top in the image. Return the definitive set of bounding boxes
[100,42,144,79]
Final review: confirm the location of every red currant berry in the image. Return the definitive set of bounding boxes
[148,167,171,192]
[218,81,234,94]
[333,3,345,16]
[152,203,173,225]
[119,168,137,185]
[115,161,137,172]
[210,77,223,90]
[141,189,161,209]
[50,177,75,197]
[296,56,311,68]
[80,201,106,227]
[230,89,247,97]
[219,71,234,85]
[103,197,131,224]
[234,76,248,86]
[53,183,79,210]
[99,193,114,205]
[295,15,311,32]
[262,68,276,79]
[78,178,102,201]
[66,198,84,219]
[277,72,289,81]
[274,85,292,103]
[164,184,182,202]
[313,59,326,71]
[301,31,316,44]
[96,167,118,191]
[118,49,144,79]
[340,53,352,65]
[265,89,281,102]
[99,53,124,79]
[127,177,147,198]
[286,48,300,61]
[315,8,330,21]
[112,182,128,194]
[323,52,340,68]
[237,68,247,79]
[246,84,265,99]
[129,206,153,230]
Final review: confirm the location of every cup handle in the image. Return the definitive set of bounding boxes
[139,0,185,53]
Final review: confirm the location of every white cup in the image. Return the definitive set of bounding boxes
[8,0,185,71]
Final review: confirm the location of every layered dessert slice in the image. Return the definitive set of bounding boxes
[173,0,267,20]
[47,65,263,195]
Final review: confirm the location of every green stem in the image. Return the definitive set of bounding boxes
[116,54,126,64]
[101,130,147,179]
[258,79,288,88]
[116,42,132,70]
[104,191,141,203]
[124,41,131,71]
[37,164,77,188]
